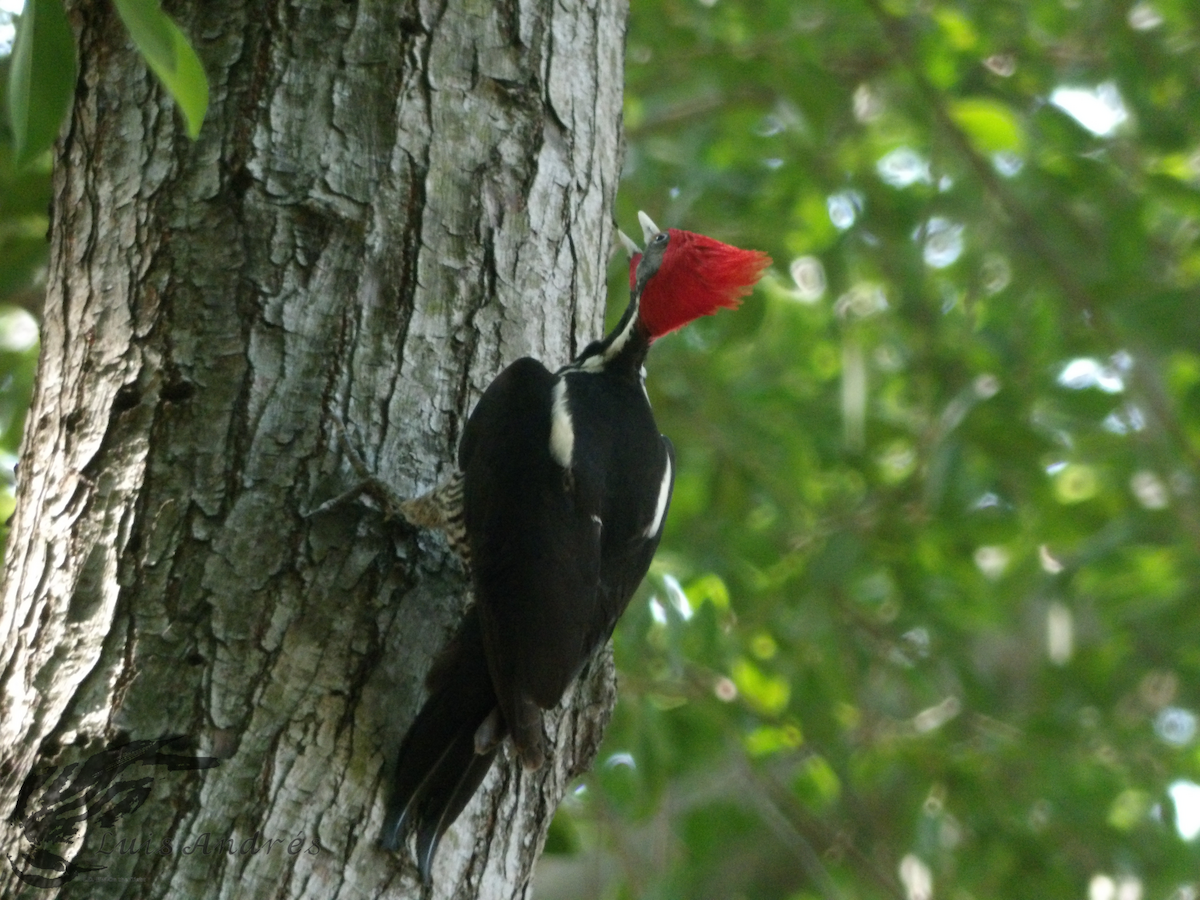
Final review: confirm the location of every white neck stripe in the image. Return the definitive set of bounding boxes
[549,378,574,469]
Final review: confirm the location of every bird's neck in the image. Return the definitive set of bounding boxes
[569,299,652,380]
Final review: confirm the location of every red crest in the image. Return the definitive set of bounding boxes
[631,228,770,338]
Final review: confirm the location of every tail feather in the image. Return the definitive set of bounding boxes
[413,744,497,882]
[380,607,502,882]
[378,718,467,853]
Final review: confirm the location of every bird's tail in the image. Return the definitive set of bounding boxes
[380,607,502,883]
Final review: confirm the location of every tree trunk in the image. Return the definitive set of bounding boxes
[0,1,626,897]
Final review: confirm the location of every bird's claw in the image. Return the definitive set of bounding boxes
[303,412,410,520]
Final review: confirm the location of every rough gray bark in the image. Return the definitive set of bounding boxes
[0,1,626,897]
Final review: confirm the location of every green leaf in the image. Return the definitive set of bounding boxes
[113,0,208,139]
[7,0,78,169]
[730,658,790,716]
[950,98,1026,155]
[112,0,176,72]
[933,8,978,50]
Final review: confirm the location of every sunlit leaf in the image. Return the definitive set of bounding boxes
[950,98,1026,155]
[744,723,802,757]
[934,8,978,50]
[113,0,208,138]
[730,658,790,717]
[685,573,730,611]
[113,0,176,71]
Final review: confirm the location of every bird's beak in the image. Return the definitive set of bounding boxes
[638,210,661,245]
[617,229,641,257]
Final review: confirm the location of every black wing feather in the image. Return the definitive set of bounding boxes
[459,358,604,762]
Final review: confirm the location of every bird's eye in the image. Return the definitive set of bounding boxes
[653,232,668,244]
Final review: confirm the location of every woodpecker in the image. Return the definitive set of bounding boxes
[379,212,770,880]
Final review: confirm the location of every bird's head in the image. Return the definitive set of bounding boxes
[620,212,771,340]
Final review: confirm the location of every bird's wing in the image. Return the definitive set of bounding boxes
[459,358,603,764]
[592,433,675,644]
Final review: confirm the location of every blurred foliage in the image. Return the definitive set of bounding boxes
[539,1,1200,899]
[0,21,47,551]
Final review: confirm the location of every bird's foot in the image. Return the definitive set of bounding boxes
[509,696,547,771]
[304,412,410,520]
[473,708,505,755]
